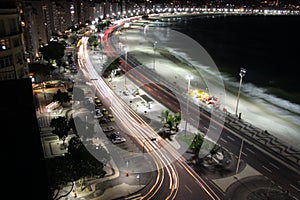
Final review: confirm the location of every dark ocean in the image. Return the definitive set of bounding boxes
[170,14,300,105]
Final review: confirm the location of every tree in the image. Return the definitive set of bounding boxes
[102,58,121,78]
[28,63,53,82]
[68,135,108,190]
[158,110,181,139]
[173,112,181,132]
[161,110,181,133]
[190,133,205,154]
[161,110,170,124]
[104,20,111,28]
[96,23,106,31]
[40,41,65,63]
[46,135,108,199]
[87,35,99,49]
[53,89,71,105]
[50,116,70,146]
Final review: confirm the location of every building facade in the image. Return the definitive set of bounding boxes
[0,2,28,80]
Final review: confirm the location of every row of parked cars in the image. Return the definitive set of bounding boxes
[91,96,126,144]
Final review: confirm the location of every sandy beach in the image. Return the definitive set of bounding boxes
[110,24,300,150]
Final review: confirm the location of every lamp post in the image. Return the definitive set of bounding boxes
[184,74,194,136]
[153,41,157,70]
[235,67,246,117]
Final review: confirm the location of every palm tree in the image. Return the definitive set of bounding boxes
[173,112,181,132]
[190,133,204,154]
[161,110,170,124]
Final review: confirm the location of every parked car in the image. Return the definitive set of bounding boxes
[107,114,115,122]
[102,108,108,115]
[108,132,126,144]
[94,111,103,119]
[94,97,102,106]
[99,118,109,124]
[112,137,126,144]
[102,125,115,132]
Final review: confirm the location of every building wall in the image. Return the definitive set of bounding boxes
[0,6,28,80]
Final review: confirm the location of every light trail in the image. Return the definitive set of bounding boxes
[78,36,179,199]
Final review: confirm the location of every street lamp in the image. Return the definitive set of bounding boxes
[235,67,246,118]
[184,74,194,136]
[153,41,157,70]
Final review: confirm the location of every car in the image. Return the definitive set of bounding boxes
[107,132,126,144]
[95,101,102,107]
[107,114,115,122]
[107,132,120,139]
[112,137,126,144]
[94,98,102,106]
[99,118,109,124]
[102,108,108,115]
[102,125,115,132]
[94,111,103,119]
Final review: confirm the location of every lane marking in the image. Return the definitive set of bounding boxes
[262,165,272,173]
[125,193,141,200]
[269,162,280,170]
[226,135,235,141]
[184,184,193,193]
[220,137,228,144]
[290,184,300,192]
[245,147,255,154]
[242,152,248,157]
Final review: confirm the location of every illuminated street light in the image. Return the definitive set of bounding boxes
[184,74,194,136]
[235,67,246,117]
